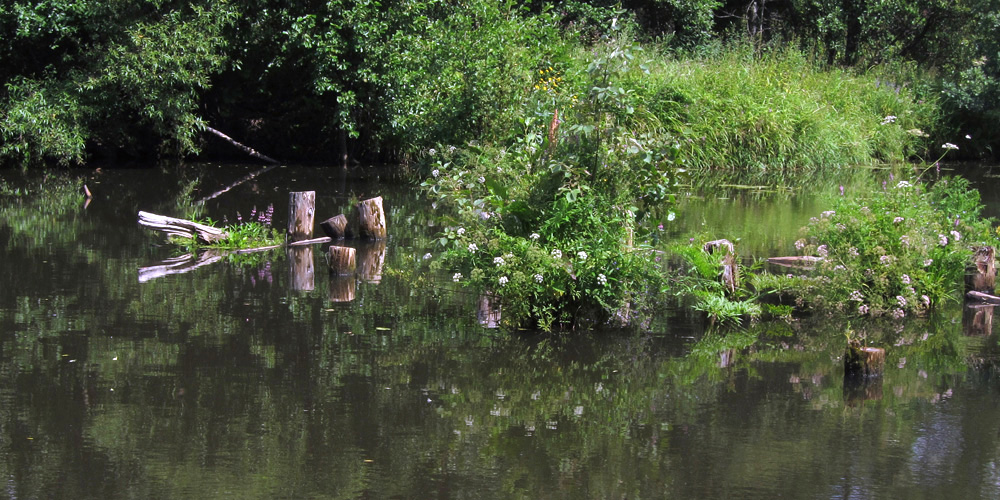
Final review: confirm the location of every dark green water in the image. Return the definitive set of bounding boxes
[2,163,1000,499]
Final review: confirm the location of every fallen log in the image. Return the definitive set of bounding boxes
[766,256,823,269]
[204,125,278,164]
[967,290,1000,304]
[138,211,228,244]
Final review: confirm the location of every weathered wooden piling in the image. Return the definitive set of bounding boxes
[357,196,387,240]
[320,214,350,239]
[288,246,315,291]
[844,339,885,378]
[287,191,316,242]
[703,239,738,294]
[327,246,356,275]
[966,246,996,293]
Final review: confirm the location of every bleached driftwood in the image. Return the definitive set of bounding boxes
[138,211,228,244]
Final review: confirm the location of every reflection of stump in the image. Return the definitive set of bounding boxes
[963,304,995,337]
[327,246,356,275]
[719,349,736,368]
[844,340,884,378]
[357,240,386,283]
[288,247,315,291]
[320,214,350,239]
[358,196,387,240]
[329,276,356,302]
[966,246,996,293]
[478,294,502,328]
[288,191,316,242]
[843,375,883,407]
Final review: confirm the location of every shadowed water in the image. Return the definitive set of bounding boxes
[2,163,1000,499]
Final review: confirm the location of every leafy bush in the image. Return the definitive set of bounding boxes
[782,170,996,318]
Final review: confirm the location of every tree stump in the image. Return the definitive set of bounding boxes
[963,303,995,337]
[327,246,356,275]
[966,246,996,293]
[320,214,350,239]
[287,191,316,242]
[288,247,315,291]
[358,196,387,240]
[844,339,884,378]
[704,239,738,294]
[357,240,386,283]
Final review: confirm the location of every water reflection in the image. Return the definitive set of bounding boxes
[1,164,1000,498]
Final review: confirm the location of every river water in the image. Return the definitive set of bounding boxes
[2,163,1000,499]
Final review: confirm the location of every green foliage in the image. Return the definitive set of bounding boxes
[781,172,996,318]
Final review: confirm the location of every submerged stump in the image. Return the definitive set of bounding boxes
[358,196,387,240]
[288,246,315,291]
[288,191,316,242]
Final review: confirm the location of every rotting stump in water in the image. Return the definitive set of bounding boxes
[844,339,885,379]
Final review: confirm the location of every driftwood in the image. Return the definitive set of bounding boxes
[204,125,278,164]
[766,256,823,269]
[358,196,387,240]
[289,237,331,247]
[138,211,228,244]
[967,290,1000,304]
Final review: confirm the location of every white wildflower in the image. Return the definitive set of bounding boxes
[817,245,828,258]
[893,217,904,224]
[551,249,562,259]
[858,304,869,315]
[432,169,440,178]
[534,273,544,283]
[850,290,864,302]
[577,251,588,261]
[897,295,907,307]
[530,233,540,241]
[942,143,959,150]
[453,273,463,282]
[494,256,505,266]
[498,276,509,286]
[923,258,933,267]
[478,176,486,184]
[468,243,478,253]
[457,227,466,236]
[428,148,437,155]
[597,273,608,285]
[423,253,432,260]
[794,239,806,251]
[896,181,912,189]
[892,308,906,320]
[950,230,961,242]
[938,234,949,246]
[901,274,911,284]
[881,115,897,125]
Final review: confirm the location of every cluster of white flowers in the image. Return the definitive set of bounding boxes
[597,274,608,285]
[494,256,505,266]
[530,233,540,241]
[893,216,905,224]
[880,255,894,266]
[817,245,829,258]
[942,143,959,150]
[534,273,544,283]
[821,210,836,218]
[468,243,478,253]
[428,148,437,156]
[924,258,934,267]
[423,253,432,260]
[896,181,912,189]
[901,274,911,284]
[900,235,910,246]
[938,234,949,246]
[577,251,588,261]
[794,239,806,251]
[432,169,440,178]
[950,230,961,242]
[551,249,562,259]
[892,309,906,320]
[921,295,931,306]
[498,276,509,286]
[453,273,463,282]
[478,176,486,184]
[881,115,897,125]
[850,290,865,302]
[457,227,466,235]
[897,295,908,307]
[848,247,859,258]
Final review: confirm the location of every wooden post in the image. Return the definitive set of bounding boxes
[357,196,387,240]
[704,239,738,294]
[327,246,356,275]
[966,246,996,293]
[288,191,316,242]
[288,247,315,291]
[844,340,884,378]
[320,214,350,239]
[357,240,386,283]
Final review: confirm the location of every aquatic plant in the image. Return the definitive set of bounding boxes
[781,173,996,318]
[173,204,282,251]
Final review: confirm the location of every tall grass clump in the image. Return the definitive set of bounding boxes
[633,44,938,174]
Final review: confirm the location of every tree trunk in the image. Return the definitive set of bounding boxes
[288,191,316,242]
[966,246,996,293]
[844,340,884,378]
[357,196,387,240]
[204,125,278,164]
